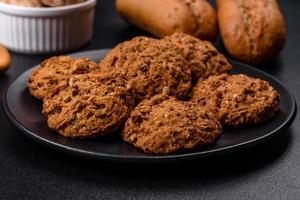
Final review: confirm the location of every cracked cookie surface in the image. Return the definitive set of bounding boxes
[123,95,222,154]
[99,36,192,101]
[42,73,135,138]
[190,74,280,127]
[28,56,100,100]
[163,33,232,82]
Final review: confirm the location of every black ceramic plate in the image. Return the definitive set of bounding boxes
[3,49,297,163]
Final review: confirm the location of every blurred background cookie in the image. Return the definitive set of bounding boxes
[123,95,222,154]
[116,0,217,41]
[191,74,280,127]
[217,0,286,65]
[0,44,10,74]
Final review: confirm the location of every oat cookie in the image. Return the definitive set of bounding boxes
[123,95,222,154]
[43,73,135,138]
[28,56,100,100]
[191,74,280,127]
[0,0,43,7]
[0,0,84,7]
[100,36,158,69]
[41,0,85,7]
[163,33,232,81]
[99,36,192,101]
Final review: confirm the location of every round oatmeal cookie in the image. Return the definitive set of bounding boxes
[41,0,84,7]
[99,36,192,101]
[28,56,100,100]
[123,95,222,154]
[43,73,135,138]
[163,33,232,82]
[99,36,158,69]
[190,74,280,127]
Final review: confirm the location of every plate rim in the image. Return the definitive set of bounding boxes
[3,49,298,162]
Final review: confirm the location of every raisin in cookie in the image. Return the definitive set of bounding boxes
[99,36,192,101]
[190,74,280,127]
[28,56,100,100]
[163,33,232,82]
[43,73,135,138]
[123,95,222,154]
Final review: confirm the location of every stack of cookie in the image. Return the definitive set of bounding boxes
[28,33,280,155]
[28,56,135,138]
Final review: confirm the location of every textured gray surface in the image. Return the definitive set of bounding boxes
[0,0,299,199]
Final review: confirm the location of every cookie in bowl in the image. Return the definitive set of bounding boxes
[0,0,96,53]
[0,0,43,7]
[123,95,222,154]
[190,74,280,127]
[41,0,86,7]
